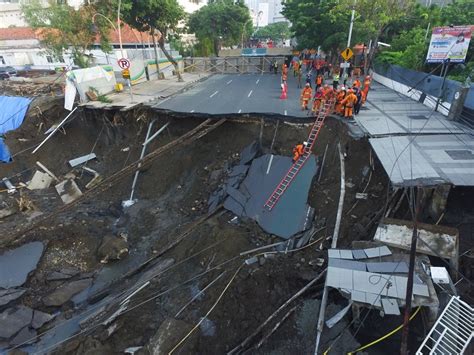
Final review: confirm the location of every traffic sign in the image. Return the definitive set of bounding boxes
[341,47,353,61]
[118,58,131,70]
[122,69,130,79]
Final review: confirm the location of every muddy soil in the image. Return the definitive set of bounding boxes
[1,104,472,354]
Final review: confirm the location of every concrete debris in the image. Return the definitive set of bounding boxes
[97,234,129,264]
[46,267,80,281]
[430,267,450,284]
[325,301,352,328]
[0,306,33,339]
[0,207,16,219]
[2,177,16,194]
[0,241,44,289]
[31,310,55,329]
[55,179,83,204]
[9,326,37,346]
[36,161,59,182]
[0,288,26,306]
[355,193,368,200]
[381,298,400,316]
[27,171,53,190]
[43,278,92,306]
[82,166,102,189]
[124,346,143,354]
[239,141,259,165]
[146,318,198,354]
[68,153,97,167]
[244,256,259,265]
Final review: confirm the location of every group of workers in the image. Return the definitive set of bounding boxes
[299,74,372,119]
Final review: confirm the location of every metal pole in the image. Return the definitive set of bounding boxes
[400,186,421,354]
[117,0,133,102]
[342,0,356,80]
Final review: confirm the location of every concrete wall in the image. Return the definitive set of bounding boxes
[68,65,116,101]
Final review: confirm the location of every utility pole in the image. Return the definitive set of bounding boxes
[342,0,356,81]
[400,186,421,354]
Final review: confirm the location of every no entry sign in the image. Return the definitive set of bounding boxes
[118,58,131,69]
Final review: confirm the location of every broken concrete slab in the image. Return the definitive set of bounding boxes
[9,326,37,346]
[68,153,97,167]
[239,141,259,165]
[0,288,26,306]
[224,154,317,239]
[0,207,16,219]
[46,267,80,281]
[55,179,83,204]
[31,310,55,329]
[146,318,198,354]
[0,306,33,339]
[0,241,44,289]
[43,278,92,306]
[27,171,53,190]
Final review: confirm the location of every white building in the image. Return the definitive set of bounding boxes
[0,0,84,28]
[244,0,288,26]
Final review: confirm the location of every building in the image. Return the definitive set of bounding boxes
[0,0,84,28]
[0,24,180,71]
[244,0,288,27]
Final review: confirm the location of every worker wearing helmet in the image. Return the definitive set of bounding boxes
[300,83,312,110]
[341,88,358,118]
[352,77,361,88]
[335,87,346,115]
[312,87,324,113]
[293,141,308,162]
[362,75,371,103]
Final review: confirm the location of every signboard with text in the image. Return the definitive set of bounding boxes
[426,25,473,63]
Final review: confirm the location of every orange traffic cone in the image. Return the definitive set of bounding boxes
[280,82,287,100]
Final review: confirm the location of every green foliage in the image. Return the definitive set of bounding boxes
[253,22,292,43]
[22,0,111,68]
[447,61,474,84]
[188,0,252,55]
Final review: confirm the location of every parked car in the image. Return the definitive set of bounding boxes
[0,66,17,80]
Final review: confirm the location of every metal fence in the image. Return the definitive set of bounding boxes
[183,56,287,74]
[416,296,473,354]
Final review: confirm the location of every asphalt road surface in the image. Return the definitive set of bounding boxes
[152,72,314,118]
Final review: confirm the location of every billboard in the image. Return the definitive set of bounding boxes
[426,25,473,63]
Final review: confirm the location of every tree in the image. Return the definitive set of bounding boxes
[282,0,354,58]
[120,0,185,81]
[188,0,252,56]
[332,0,416,67]
[22,0,111,68]
[253,22,292,43]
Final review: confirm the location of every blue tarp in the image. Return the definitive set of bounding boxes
[0,139,12,163]
[0,96,31,162]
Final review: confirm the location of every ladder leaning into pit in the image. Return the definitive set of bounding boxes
[263,98,336,211]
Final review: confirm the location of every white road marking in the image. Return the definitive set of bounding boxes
[227,79,232,85]
[238,109,242,113]
[190,110,195,113]
[284,110,287,116]
[266,155,274,174]
[248,90,253,98]
[256,79,260,84]
[210,90,219,98]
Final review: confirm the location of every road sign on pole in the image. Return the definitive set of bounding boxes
[118,58,131,70]
[341,47,354,61]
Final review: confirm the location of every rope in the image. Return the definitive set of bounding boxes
[322,306,421,355]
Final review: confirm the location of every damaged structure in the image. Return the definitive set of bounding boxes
[0,63,473,355]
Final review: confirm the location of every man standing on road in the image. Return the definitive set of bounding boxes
[353,86,362,115]
[305,70,313,87]
[300,83,312,110]
[297,67,302,88]
[332,72,340,90]
[341,89,357,118]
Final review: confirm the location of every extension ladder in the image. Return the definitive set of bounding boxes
[263,98,335,211]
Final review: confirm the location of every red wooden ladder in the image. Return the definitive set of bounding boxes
[263,98,335,211]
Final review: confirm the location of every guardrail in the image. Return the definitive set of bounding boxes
[183,56,287,74]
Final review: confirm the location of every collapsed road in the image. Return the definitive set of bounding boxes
[0,72,473,355]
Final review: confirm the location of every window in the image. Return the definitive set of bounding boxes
[46,55,53,63]
[0,56,5,65]
[58,55,65,63]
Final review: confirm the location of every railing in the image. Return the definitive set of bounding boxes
[183,56,287,74]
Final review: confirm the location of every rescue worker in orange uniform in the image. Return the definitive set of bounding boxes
[315,74,323,90]
[352,77,361,88]
[341,89,357,118]
[335,87,346,115]
[293,60,300,77]
[362,75,371,103]
[293,141,308,162]
[312,87,324,113]
[300,83,312,110]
